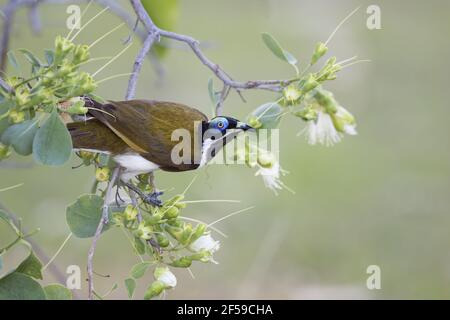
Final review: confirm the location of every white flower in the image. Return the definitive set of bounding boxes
[189,234,220,253]
[305,110,342,146]
[154,267,177,288]
[255,161,284,194]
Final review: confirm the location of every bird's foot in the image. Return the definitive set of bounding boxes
[124,182,164,207]
[143,191,164,207]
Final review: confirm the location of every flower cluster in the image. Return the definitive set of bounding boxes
[104,179,221,299]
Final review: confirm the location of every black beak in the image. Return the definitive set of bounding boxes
[236,121,254,131]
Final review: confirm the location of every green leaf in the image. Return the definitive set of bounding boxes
[124,278,136,299]
[16,251,43,280]
[44,50,55,66]
[44,284,72,300]
[33,110,73,166]
[7,51,19,69]
[208,78,219,106]
[130,262,152,279]
[0,272,46,300]
[248,102,283,129]
[261,33,298,65]
[0,255,3,271]
[66,194,110,238]
[1,120,39,156]
[18,49,42,67]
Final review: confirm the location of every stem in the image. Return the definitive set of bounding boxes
[87,166,120,300]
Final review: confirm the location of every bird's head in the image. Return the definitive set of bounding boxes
[204,116,253,135]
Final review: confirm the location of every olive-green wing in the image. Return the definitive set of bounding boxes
[88,100,208,169]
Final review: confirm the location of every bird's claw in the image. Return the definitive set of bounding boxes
[143,191,164,207]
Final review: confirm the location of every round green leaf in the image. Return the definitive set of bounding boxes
[248,102,283,129]
[33,110,73,166]
[44,284,72,300]
[0,272,46,300]
[16,251,43,280]
[1,120,39,156]
[66,194,110,238]
[130,262,152,279]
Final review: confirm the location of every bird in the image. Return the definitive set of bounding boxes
[67,98,253,206]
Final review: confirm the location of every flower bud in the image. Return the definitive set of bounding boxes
[247,115,263,129]
[9,110,26,124]
[331,105,357,135]
[55,36,74,61]
[137,222,153,240]
[0,143,11,160]
[180,223,193,245]
[73,44,90,65]
[95,167,110,182]
[67,100,88,115]
[313,88,338,114]
[311,42,328,65]
[144,280,165,300]
[301,74,320,93]
[145,211,164,225]
[156,234,170,247]
[124,205,138,221]
[283,85,302,105]
[189,224,206,243]
[170,257,192,268]
[257,151,275,169]
[164,206,179,219]
[111,212,125,227]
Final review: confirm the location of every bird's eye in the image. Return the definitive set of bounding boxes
[217,121,224,129]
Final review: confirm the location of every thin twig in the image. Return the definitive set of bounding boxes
[129,0,293,93]
[126,34,157,100]
[87,166,120,300]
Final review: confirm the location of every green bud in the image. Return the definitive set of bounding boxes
[282,85,302,105]
[257,152,275,169]
[165,225,183,241]
[0,143,11,160]
[124,205,138,221]
[111,212,125,227]
[313,87,338,114]
[164,206,179,219]
[156,234,170,248]
[175,202,187,209]
[293,106,318,121]
[247,115,263,129]
[311,42,328,65]
[180,223,193,245]
[9,110,26,124]
[145,211,164,225]
[67,100,88,115]
[95,167,110,182]
[144,280,165,300]
[189,224,206,244]
[55,36,75,61]
[169,257,192,268]
[73,44,90,65]
[137,222,153,240]
[301,74,320,93]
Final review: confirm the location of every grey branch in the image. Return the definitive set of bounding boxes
[126,34,157,100]
[129,0,292,95]
[87,166,120,300]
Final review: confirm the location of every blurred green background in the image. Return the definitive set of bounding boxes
[1,0,450,299]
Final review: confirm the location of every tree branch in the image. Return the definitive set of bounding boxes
[87,166,120,300]
[129,0,293,94]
